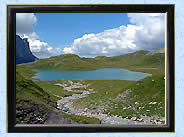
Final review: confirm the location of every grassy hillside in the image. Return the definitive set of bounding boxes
[16,49,165,124]
[18,50,165,72]
[16,71,54,124]
[73,71,165,119]
[16,71,52,106]
[34,80,83,102]
[16,70,100,124]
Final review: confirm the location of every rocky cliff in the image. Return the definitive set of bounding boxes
[16,35,38,64]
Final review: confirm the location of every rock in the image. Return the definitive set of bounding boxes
[154,120,159,124]
[135,102,139,105]
[149,102,157,105]
[16,35,38,64]
[89,89,93,91]
[24,117,30,122]
[16,111,24,117]
[139,106,144,109]
[137,118,143,122]
[68,81,73,84]
[152,102,157,104]
[19,117,23,120]
[131,117,137,121]
[127,106,131,109]
[84,108,88,112]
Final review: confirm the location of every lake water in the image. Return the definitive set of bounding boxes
[32,68,152,81]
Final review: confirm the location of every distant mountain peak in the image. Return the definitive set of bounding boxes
[16,35,38,64]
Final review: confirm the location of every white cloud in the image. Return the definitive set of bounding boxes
[16,13,37,34]
[128,13,165,51]
[16,13,165,58]
[63,13,165,57]
[63,47,74,54]
[22,33,62,59]
[16,13,62,59]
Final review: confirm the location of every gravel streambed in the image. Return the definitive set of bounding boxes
[55,81,160,125]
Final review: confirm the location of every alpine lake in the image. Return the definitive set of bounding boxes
[32,68,152,81]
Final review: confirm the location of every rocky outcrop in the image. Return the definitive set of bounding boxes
[16,99,77,124]
[16,100,50,124]
[16,35,38,64]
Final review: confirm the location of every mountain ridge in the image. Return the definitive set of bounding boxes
[19,48,165,72]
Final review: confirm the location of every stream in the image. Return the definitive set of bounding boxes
[56,81,152,125]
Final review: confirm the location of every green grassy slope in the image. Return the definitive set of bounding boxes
[73,71,165,119]
[16,70,100,124]
[16,71,56,124]
[16,49,165,123]
[18,50,165,72]
[16,71,51,105]
[70,50,165,120]
[34,80,83,102]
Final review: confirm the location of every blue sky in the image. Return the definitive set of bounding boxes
[34,13,130,49]
[16,13,165,58]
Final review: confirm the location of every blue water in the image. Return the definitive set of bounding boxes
[32,68,152,81]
